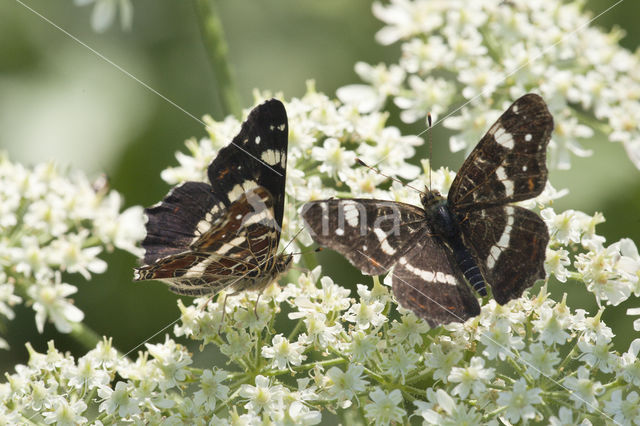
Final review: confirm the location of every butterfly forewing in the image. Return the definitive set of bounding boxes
[448,93,553,211]
[208,99,288,227]
[302,199,426,275]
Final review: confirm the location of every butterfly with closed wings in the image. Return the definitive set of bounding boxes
[302,93,553,327]
[134,99,292,298]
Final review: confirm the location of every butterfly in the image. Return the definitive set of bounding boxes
[134,99,292,297]
[302,94,553,326]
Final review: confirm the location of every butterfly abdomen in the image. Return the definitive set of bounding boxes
[451,242,487,296]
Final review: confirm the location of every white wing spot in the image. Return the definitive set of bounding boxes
[218,236,245,255]
[343,201,360,227]
[261,149,281,166]
[512,104,519,114]
[486,206,515,269]
[525,134,532,142]
[196,219,210,234]
[496,166,514,197]
[494,126,515,150]
[374,228,396,255]
[277,123,286,131]
[522,165,528,172]
[228,181,258,201]
[336,228,344,236]
[255,136,261,145]
[235,214,242,220]
[402,259,457,285]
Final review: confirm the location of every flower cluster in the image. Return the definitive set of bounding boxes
[3,86,639,423]
[338,0,640,170]
[0,152,144,345]
[3,264,639,424]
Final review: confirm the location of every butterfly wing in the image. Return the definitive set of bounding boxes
[135,187,284,296]
[448,93,553,211]
[391,237,480,327]
[302,199,426,275]
[139,181,227,265]
[207,99,288,231]
[459,205,548,304]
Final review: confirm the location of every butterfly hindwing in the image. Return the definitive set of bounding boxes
[140,181,226,265]
[392,237,480,327]
[448,93,553,211]
[460,205,549,304]
[135,187,283,295]
[302,199,426,275]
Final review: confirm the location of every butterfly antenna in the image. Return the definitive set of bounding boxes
[355,158,424,195]
[427,112,433,191]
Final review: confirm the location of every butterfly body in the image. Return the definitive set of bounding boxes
[420,190,488,297]
[303,93,553,326]
[134,99,291,298]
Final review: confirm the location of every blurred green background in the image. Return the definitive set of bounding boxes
[1,0,639,376]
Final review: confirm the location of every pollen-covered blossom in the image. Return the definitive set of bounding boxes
[261,333,308,369]
[354,0,640,170]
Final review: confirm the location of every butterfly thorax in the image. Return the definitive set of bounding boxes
[420,189,460,241]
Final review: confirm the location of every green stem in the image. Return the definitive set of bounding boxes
[193,0,241,118]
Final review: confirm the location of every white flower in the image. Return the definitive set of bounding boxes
[448,356,494,399]
[310,137,356,179]
[381,345,419,384]
[545,247,571,282]
[28,272,84,333]
[193,369,230,411]
[261,334,307,370]
[520,342,560,379]
[603,389,640,425]
[66,356,110,390]
[479,321,524,360]
[563,366,604,412]
[364,388,406,426]
[238,375,284,415]
[74,0,133,32]
[343,297,386,330]
[578,335,615,374]
[496,379,542,423]
[145,336,192,391]
[424,339,463,383]
[98,381,140,418]
[42,397,88,426]
[325,365,368,408]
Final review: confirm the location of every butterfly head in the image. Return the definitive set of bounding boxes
[275,253,293,275]
[420,188,445,210]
